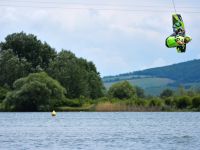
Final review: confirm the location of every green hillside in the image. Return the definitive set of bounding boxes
[133,59,200,84]
[103,59,200,95]
[104,77,174,95]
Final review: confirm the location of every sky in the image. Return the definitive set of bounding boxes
[0,0,200,77]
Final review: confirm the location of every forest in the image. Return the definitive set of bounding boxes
[0,32,200,112]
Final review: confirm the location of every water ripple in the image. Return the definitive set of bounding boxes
[0,112,200,150]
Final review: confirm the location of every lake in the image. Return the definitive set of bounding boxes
[0,112,199,150]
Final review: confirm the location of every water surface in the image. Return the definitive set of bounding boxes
[0,112,199,150]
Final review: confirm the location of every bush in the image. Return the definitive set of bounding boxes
[192,96,200,108]
[60,99,83,107]
[135,86,145,98]
[149,99,162,107]
[164,97,173,106]
[134,99,148,106]
[160,89,174,98]
[4,72,66,111]
[108,81,136,99]
[0,87,8,102]
[176,96,191,109]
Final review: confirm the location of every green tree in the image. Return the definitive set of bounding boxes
[0,87,8,102]
[47,50,104,99]
[177,85,186,96]
[81,60,104,99]
[164,97,173,106]
[0,32,56,70]
[160,88,174,98]
[192,96,200,108]
[108,81,136,99]
[176,96,191,109]
[0,49,31,87]
[149,99,162,107]
[4,72,66,111]
[135,86,145,98]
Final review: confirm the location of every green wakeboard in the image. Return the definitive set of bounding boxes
[173,14,186,52]
[172,14,185,35]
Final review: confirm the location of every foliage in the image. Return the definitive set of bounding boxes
[59,99,84,107]
[175,96,192,109]
[4,72,66,111]
[149,98,162,107]
[134,99,148,106]
[108,81,136,99]
[192,96,200,108]
[0,87,9,102]
[0,32,56,70]
[103,59,200,96]
[160,89,174,98]
[135,86,145,98]
[47,50,104,99]
[0,32,104,100]
[164,97,173,106]
[0,50,31,87]
[1,32,200,112]
[176,85,186,96]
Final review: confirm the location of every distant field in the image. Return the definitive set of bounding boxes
[104,77,174,89]
[104,77,175,96]
[104,78,200,96]
[103,59,200,95]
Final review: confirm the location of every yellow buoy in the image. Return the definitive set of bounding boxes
[51,110,56,116]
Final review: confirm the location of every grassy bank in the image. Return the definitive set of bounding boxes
[94,101,162,112]
[1,96,200,112]
[56,104,95,112]
[55,96,200,112]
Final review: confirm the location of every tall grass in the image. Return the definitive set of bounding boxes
[95,100,162,112]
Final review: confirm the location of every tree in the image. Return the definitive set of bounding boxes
[135,86,145,98]
[149,99,162,107]
[0,32,56,70]
[108,81,136,99]
[192,96,200,108]
[0,87,8,102]
[160,88,174,98]
[4,72,66,111]
[0,49,31,87]
[78,59,104,99]
[164,97,173,106]
[177,85,186,96]
[176,96,191,109]
[47,50,104,99]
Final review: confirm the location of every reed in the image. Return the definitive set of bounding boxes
[94,101,162,112]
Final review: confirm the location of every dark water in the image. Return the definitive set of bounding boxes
[0,112,200,150]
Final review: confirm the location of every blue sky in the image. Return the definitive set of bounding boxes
[0,0,200,77]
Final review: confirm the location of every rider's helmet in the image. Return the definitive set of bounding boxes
[184,36,192,43]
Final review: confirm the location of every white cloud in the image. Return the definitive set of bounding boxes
[139,58,168,70]
[0,0,200,76]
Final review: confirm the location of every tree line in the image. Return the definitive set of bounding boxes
[0,32,104,111]
[0,32,200,112]
[101,81,200,111]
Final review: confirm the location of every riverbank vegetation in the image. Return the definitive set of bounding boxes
[0,32,200,112]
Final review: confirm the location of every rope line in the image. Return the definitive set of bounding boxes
[0,0,200,9]
[172,0,177,13]
[0,2,200,14]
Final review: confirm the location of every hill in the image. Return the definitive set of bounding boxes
[103,59,200,95]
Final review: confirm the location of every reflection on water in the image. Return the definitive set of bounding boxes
[0,112,200,150]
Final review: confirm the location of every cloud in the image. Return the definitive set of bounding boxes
[139,58,168,70]
[0,0,200,76]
